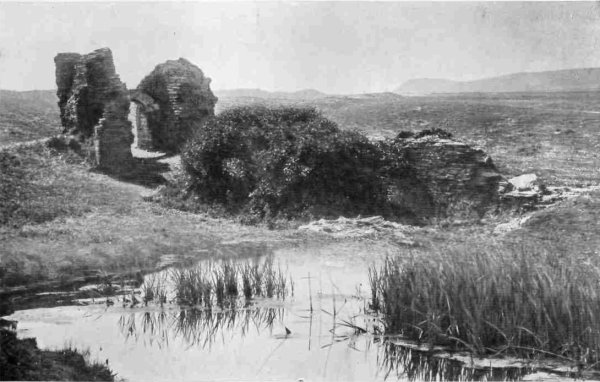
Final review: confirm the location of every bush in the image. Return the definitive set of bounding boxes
[181,106,411,220]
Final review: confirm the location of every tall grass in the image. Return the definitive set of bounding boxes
[369,244,600,369]
[141,273,168,306]
[166,257,289,308]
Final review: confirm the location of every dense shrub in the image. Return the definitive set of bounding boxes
[181,106,411,220]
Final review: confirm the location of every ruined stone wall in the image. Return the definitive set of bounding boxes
[394,135,504,218]
[54,48,133,172]
[137,58,217,152]
[54,53,81,132]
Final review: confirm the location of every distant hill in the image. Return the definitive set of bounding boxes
[0,89,58,110]
[215,88,328,100]
[0,89,61,145]
[396,68,600,95]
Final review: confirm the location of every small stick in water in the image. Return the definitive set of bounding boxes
[308,272,313,312]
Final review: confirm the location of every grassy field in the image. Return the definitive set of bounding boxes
[1,89,599,286]
[2,89,600,374]
[0,90,60,145]
[3,89,600,187]
[217,90,600,187]
[0,141,320,290]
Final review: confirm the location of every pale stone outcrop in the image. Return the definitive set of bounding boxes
[509,173,538,191]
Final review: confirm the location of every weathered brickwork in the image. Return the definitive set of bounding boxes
[137,58,217,152]
[54,48,133,172]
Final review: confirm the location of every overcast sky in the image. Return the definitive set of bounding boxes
[1,2,599,94]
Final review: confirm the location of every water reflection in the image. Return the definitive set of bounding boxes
[117,302,548,381]
[118,306,284,350]
[377,340,532,381]
[8,242,575,381]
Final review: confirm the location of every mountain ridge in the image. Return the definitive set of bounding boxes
[214,88,328,100]
[396,67,600,95]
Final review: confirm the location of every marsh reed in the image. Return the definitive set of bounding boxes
[369,244,600,369]
[141,256,290,308]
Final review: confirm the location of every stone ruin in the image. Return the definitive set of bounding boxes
[55,48,133,172]
[53,48,520,221]
[135,58,217,152]
[389,134,505,219]
[54,48,216,172]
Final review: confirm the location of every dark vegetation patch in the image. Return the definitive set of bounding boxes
[0,329,114,381]
[177,106,415,223]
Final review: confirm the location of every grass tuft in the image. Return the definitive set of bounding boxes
[162,257,290,308]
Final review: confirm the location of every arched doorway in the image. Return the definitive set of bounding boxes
[129,91,159,150]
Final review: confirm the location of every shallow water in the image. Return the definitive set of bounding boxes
[2,242,578,381]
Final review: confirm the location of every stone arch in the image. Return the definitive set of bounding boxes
[129,90,159,150]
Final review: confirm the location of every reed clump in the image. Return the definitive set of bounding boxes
[169,257,289,307]
[141,273,168,306]
[369,244,600,369]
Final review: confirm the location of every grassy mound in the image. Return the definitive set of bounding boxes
[180,106,412,222]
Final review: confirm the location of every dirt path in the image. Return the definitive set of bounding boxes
[0,137,52,149]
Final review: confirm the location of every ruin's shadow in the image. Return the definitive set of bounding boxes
[94,154,172,188]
